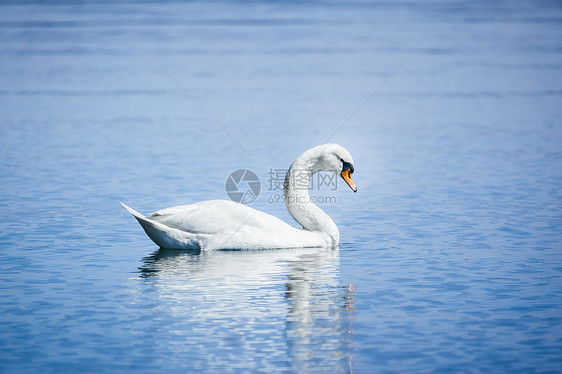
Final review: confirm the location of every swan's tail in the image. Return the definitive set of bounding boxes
[120,202,201,249]
[120,202,146,221]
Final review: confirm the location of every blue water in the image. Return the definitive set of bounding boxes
[1,1,562,372]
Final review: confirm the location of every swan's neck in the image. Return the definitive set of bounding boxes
[284,153,339,245]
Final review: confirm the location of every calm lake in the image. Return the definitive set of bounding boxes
[1,1,561,372]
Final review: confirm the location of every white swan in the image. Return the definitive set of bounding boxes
[121,144,357,250]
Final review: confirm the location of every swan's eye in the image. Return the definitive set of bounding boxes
[341,160,354,174]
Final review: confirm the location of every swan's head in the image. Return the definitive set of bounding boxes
[313,144,357,193]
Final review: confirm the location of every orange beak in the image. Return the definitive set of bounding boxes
[341,169,357,192]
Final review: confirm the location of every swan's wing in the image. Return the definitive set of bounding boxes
[148,200,293,235]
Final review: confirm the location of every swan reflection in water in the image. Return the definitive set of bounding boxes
[135,247,355,372]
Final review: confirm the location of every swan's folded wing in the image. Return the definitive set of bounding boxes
[148,200,261,235]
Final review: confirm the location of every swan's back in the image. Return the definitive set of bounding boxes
[150,200,297,236]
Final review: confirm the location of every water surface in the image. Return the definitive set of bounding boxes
[1,1,562,372]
